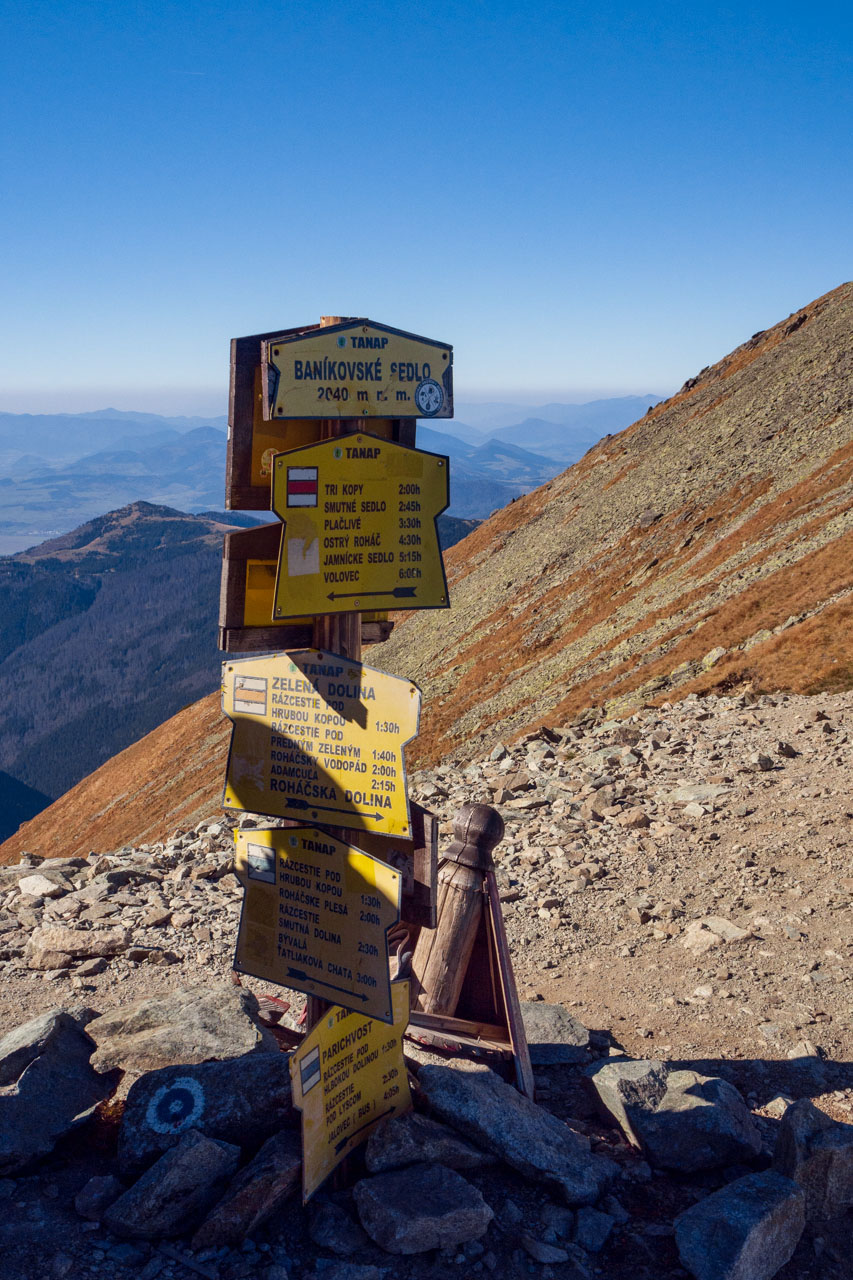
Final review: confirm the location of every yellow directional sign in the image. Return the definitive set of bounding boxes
[262,320,453,419]
[222,648,421,836]
[291,980,412,1201]
[232,826,401,1022]
[271,435,449,619]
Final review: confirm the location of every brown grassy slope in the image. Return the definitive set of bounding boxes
[0,693,227,865]
[3,281,852,862]
[371,281,853,762]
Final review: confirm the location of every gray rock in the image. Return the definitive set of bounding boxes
[308,1201,370,1255]
[675,1171,805,1280]
[103,1129,240,1238]
[17,874,67,899]
[86,982,278,1072]
[74,1174,125,1220]
[192,1128,301,1248]
[303,1267,385,1280]
[574,1205,614,1252]
[521,1234,569,1263]
[0,1009,118,1175]
[588,1060,761,1172]
[773,1096,853,1218]
[354,1163,493,1254]
[539,1202,574,1240]
[417,1061,615,1205]
[26,924,130,970]
[118,1051,294,1175]
[365,1112,494,1173]
[520,1002,590,1064]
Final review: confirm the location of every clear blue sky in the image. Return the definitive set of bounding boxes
[2,1,851,414]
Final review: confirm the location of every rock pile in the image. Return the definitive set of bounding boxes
[0,687,852,1277]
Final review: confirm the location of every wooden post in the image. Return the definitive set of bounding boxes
[410,803,504,1015]
[305,317,364,1028]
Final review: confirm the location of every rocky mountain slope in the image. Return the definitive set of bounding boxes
[372,281,853,764]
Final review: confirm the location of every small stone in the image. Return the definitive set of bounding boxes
[74,1174,125,1221]
[675,1171,805,1280]
[521,1233,569,1263]
[617,807,650,829]
[573,1205,614,1252]
[354,1163,493,1254]
[104,1129,240,1238]
[26,925,129,970]
[17,875,66,900]
[520,1002,591,1064]
[308,1200,369,1255]
[191,1128,301,1248]
[365,1111,494,1173]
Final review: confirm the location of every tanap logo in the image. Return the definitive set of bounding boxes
[337,336,347,348]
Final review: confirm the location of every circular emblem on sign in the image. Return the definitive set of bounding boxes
[336,336,347,348]
[145,1077,205,1135]
[288,835,298,848]
[333,446,343,459]
[414,378,444,416]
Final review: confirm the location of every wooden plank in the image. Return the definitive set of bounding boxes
[227,325,414,510]
[218,523,395,653]
[485,869,535,1097]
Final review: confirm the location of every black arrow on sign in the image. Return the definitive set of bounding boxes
[334,1107,396,1154]
[282,798,385,822]
[286,969,370,1002]
[327,587,416,601]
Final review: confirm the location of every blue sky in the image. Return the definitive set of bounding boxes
[2,1,851,414]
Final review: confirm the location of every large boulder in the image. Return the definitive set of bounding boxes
[354,1163,493,1254]
[104,1129,240,1239]
[588,1059,761,1172]
[118,1051,294,1175]
[675,1171,805,1280]
[773,1097,853,1219]
[86,982,278,1073]
[0,1009,118,1174]
[417,1061,615,1205]
[191,1129,302,1248]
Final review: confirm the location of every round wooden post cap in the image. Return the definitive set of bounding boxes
[444,802,505,870]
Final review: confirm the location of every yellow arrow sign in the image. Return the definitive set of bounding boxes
[222,649,421,836]
[262,320,453,419]
[271,434,449,619]
[291,980,412,1201]
[232,826,401,1022]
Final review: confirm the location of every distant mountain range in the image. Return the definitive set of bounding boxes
[0,397,659,553]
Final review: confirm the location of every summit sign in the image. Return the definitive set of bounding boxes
[261,320,453,420]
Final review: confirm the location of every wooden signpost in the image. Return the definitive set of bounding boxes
[290,981,412,1201]
[232,826,402,1023]
[219,314,531,1199]
[221,648,421,837]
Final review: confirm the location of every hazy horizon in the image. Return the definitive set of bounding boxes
[0,387,668,419]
